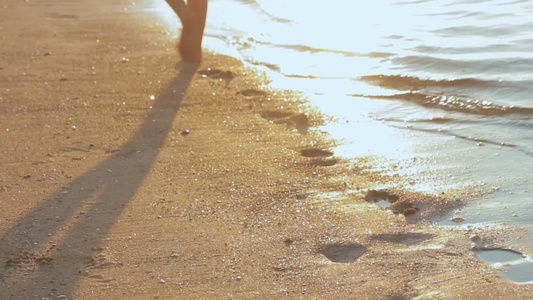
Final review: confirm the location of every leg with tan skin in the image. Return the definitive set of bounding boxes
[165,0,207,62]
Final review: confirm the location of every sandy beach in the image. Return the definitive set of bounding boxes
[1,0,533,299]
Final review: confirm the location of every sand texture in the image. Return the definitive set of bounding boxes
[1,0,532,299]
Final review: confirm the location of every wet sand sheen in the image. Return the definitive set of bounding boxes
[0,0,533,298]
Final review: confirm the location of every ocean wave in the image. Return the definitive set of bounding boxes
[391,56,533,76]
[275,44,393,58]
[433,21,533,38]
[351,92,533,116]
[389,124,533,157]
[412,38,533,55]
[356,75,533,115]
[359,74,498,90]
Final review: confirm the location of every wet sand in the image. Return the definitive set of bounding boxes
[1,0,533,298]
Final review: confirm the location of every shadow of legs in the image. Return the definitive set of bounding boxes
[0,64,198,298]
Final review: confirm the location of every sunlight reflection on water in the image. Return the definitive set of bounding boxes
[142,0,533,231]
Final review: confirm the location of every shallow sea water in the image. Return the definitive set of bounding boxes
[141,0,533,264]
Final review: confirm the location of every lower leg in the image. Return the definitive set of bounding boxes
[165,0,189,22]
[165,0,207,62]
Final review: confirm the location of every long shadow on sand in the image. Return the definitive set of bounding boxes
[0,63,198,299]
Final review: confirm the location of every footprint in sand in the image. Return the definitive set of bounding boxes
[299,148,337,166]
[300,148,333,158]
[283,238,294,247]
[472,246,533,283]
[365,190,421,220]
[313,158,338,166]
[238,89,267,97]
[49,13,80,19]
[198,68,235,84]
[388,294,414,300]
[261,110,310,135]
[389,201,420,217]
[364,189,399,209]
[321,243,368,263]
[371,232,435,246]
[261,110,293,119]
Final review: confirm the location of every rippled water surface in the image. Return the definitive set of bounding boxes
[146,0,533,237]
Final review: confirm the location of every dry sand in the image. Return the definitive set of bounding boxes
[1,0,532,299]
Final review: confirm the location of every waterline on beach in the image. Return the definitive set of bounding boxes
[144,0,533,253]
